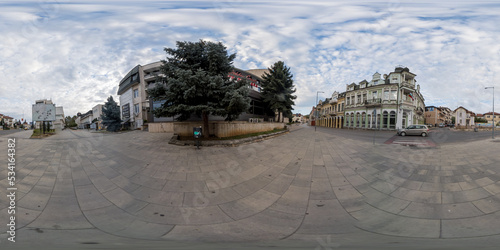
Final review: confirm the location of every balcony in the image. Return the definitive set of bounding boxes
[401,81,415,89]
[416,107,424,115]
[329,98,338,104]
[364,98,382,107]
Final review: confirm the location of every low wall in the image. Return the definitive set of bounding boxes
[148,122,174,133]
[148,121,285,138]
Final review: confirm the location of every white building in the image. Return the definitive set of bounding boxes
[54,106,65,129]
[92,104,103,130]
[344,67,425,130]
[454,106,475,128]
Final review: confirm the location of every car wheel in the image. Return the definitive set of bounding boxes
[400,132,406,136]
[422,132,427,137]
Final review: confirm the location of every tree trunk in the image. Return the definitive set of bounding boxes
[202,111,209,138]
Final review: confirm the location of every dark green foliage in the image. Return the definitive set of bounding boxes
[101,96,121,132]
[65,116,77,127]
[148,40,250,137]
[261,61,296,122]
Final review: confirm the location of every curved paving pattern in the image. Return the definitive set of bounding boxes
[1,126,500,243]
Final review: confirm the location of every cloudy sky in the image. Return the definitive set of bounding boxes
[1,0,499,122]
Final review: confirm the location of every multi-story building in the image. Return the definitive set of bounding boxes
[316,91,345,128]
[33,99,61,130]
[118,62,159,129]
[424,106,452,126]
[344,67,425,130]
[439,107,453,125]
[76,110,93,129]
[0,114,14,128]
[92,104,104,130]
[119,61,271,129]
[54,106,65,129]
[453,106,475,128]
[483,112,500,126]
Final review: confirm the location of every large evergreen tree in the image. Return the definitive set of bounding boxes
[147,40,250,138]
[101,96,121,132]
[261,61,297,122]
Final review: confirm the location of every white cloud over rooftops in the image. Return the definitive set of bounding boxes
[1,0,499,122]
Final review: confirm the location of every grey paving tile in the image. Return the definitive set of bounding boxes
[218,189,280,220]
[296,199,357,234]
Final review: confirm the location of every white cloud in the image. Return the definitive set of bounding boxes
[1,0,500,122]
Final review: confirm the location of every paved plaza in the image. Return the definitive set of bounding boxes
[1,125,500,249]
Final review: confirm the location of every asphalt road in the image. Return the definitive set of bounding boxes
[313,126,495,146]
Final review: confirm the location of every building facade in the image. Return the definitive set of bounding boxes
[316,91,345,128]
[54,106,65,129]
[119,61,272,129]
[92,104,104,130]
[424,106,452,126]
[453,106,475,128]
[483,112,500,126]
[344,67,425,130]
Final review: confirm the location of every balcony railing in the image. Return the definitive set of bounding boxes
[364,98,382,106]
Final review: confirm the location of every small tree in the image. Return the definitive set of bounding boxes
[148,40,250,138]
[261,61,297,122]
[101,96,121,132]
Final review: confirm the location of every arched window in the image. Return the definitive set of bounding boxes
[346,114,350,127]
[383,111,388,128]
[367,114,371,128]
[390,111,396,129]
[356,113,360,127]
[362,112,366,128]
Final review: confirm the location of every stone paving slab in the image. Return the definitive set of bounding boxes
[2,126,500,248]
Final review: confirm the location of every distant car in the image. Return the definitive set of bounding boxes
[397,125,430,137]
[438,123,445,128]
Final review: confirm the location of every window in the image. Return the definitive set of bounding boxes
[357,95,361,104]
[134,104,140,114]
[383,111,388,128]
[347,97,350,105]
[390,90,397,100]
[389,111,396,129]
[384,90,389,100]
[373,91,377,98]
[133,89,139,98]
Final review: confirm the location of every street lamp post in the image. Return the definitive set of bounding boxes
[485,87,495,139]
[315,91,324,132]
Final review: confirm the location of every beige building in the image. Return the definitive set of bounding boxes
[316,91,345,128]
[483,112,500,126]
[118,61,163,130]
[424,106,452,126]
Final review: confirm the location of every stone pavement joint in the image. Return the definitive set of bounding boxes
[1,126,500,247]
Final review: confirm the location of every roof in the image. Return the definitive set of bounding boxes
[117,65,140,95]
[245,69,269,79]
[483,112,500,115]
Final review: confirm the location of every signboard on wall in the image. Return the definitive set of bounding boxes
[122,103,130,119]
[32,103,56,121]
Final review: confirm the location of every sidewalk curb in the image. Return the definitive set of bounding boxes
[168,129,289,147]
